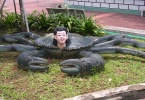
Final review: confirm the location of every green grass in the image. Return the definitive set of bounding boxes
[1,38,145,100]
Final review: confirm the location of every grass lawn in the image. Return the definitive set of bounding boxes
[0,31,145,100]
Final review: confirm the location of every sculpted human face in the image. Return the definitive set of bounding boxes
[54,31,68,48]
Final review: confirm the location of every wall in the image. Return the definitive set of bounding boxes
[65,0,145,11]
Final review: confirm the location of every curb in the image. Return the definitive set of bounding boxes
[64,83,145,100]
[104,26,145,37]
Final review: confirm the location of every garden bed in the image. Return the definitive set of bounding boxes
[1,29,145,100]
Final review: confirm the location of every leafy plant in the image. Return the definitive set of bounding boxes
[0,18,4,28]
[1,12,20,28]
[50,12,75,31]
[71,16,105,36]
[1,10,105,36]
[47,12,105,36]
[27,10,39,29]
[28,10,57,32]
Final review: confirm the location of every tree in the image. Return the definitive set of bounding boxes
[19,0,29,32]
[0,0,29,32]
[0,0,6,18]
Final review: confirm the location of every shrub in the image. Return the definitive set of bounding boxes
[0,12,20,28]
[28,10,105,36]
[70,16,105,36]
[27,10,39,30]
[1,10,105,36]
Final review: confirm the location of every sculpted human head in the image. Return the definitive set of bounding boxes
[53,26,70,49]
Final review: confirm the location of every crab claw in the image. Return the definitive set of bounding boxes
[60,56,104,75]
[60,59,82,75]
[28,57,49,72]
[17,50,49,72]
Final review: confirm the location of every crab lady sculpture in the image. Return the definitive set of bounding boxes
[1,26,145,75]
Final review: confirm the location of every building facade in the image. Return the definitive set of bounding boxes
[65,0,145,11]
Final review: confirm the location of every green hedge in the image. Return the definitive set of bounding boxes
[0,10,105,36]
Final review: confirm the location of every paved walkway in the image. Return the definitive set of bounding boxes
[3,0,64,13]
[87,11,145,30]
[2,0,145,31]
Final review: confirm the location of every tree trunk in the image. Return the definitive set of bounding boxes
[19,0,29,32]
[0,0,6,18]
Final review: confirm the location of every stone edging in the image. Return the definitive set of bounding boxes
[104,25,145,37]
[64,83,145,100]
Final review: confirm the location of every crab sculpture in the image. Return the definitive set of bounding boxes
[0,31,145,75]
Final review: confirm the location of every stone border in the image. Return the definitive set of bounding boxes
[104,25,145,37]
[64,83,145,100]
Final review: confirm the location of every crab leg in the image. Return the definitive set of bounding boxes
[0,44,37,52]
[60,51,104,75]
[0,32,40,45]
[17,50,49,72]
[93,34,128,44]
[90,47,145,58]
[94,38,145,48]
[12,32,40,39]
[0,32,40,40]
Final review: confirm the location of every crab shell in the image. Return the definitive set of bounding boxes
[34,33,96,58]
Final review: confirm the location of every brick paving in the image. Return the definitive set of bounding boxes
[3,0,64,13]
[2,0,145,30]
[86,11,145,30]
